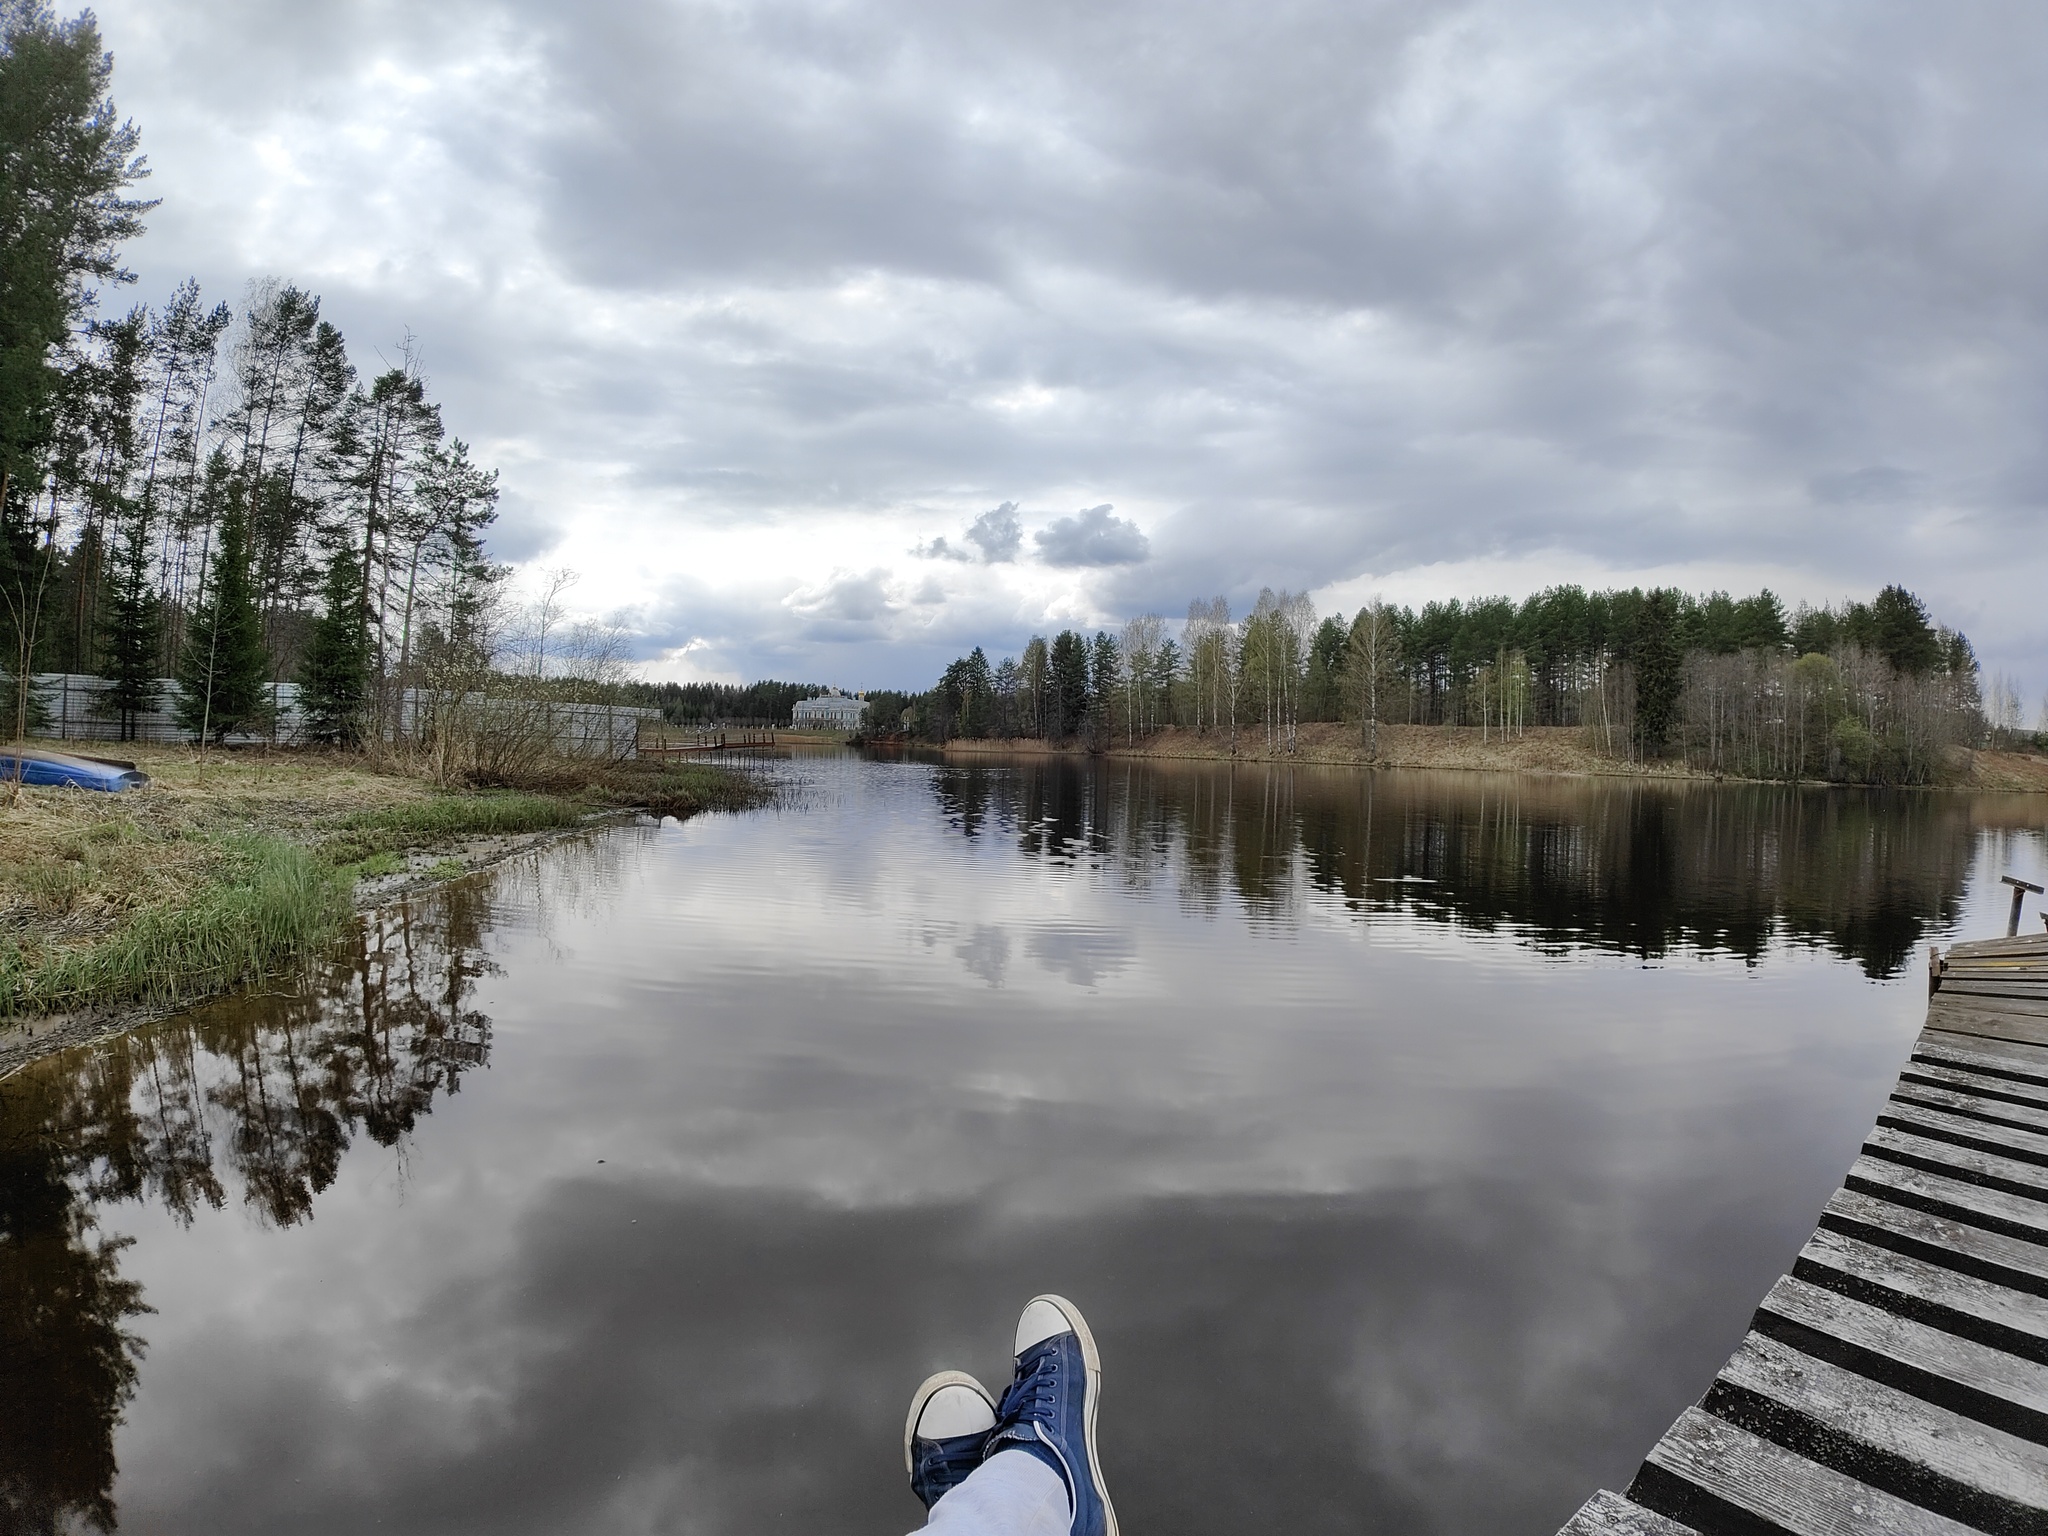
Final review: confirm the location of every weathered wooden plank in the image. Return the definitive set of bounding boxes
[1876,1100,2048,1172]
[1941,991,2048,1015]
[1756,1275,2048,1445]
[1708,1331,2048,1532]
[1796,1229,2048,1363]
[1931,990,2048,1018]
[1898,1060,2048,1112]
[1926,1003,2048,1047]
[1946,934,2048,959]
[1891,1080,2048,1135]
[1628,1407,1979,1536]
[1864,1125,2048,1205]
[1915,1030,2048,1087]
[1556,1489,1699,1536]
[1821,1187,2048,1296]
[1846,1154,2048,1243]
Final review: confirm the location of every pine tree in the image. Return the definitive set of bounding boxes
[95,509,158,739]
[174,500,268,743]
[298,547,369,746]
[1632,589,1682,758]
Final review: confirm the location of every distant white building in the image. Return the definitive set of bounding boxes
[791,689,869,730]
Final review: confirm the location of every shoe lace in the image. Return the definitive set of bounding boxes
[995,1345,1061,1428]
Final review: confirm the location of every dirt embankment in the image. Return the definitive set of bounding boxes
[943,723,2048,791]
[945,723,1704,777]
[1947,747,2048,793]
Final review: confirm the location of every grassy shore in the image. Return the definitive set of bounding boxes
[939,721,2048,790]
[0,742,770,1025]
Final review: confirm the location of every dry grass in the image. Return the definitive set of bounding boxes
[946,723,1703,777]
[0,739,772,1020]
[1949,746,2048,793]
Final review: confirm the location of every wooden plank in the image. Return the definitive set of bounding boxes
[1932,988,2048,1015]
[1931,991,2048,1020]
[1927,1003,2048,1047]
[1708,1331,2048,1531]
[1864,1125,2048,1205]
[1756,1275,2048,1445]
[1555,1489,1699,1536]
[1914,1031,2048,1088]
[1923,1014,2048,1051]
[1628,1407,1979,1536]
[1898,1061,2048,1112]
[1891,1080,2048,1135]
[1796,1229,2048,1363]
[1947,935,2048,959]
[1876,1101,2048,1172]
[1941,987,2048,1011]
[1846,1154,2048,1243]
[1821,1187,2048,1296]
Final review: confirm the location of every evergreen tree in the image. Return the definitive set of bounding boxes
[1631,589,1682,757]
[173,499,267,742]
[94,507,157,738]
[1870,585,1940,675]
[1048,630,1089,738]
[297,546,369,745]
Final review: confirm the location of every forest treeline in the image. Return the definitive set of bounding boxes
[902,583,2007,785]
[0,5,562,762]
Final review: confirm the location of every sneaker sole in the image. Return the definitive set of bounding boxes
[1025,1294,1118,1536]
[903,1370,997,1476]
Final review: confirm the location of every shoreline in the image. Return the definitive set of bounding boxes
[0,743,769,1080]
[930,722,2048,793]
[0,817,609,1082]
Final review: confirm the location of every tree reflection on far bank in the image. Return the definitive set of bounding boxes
[0,875,502,1533]
[928,757,2034,976]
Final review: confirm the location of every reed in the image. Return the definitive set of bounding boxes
[0,835,351,1018]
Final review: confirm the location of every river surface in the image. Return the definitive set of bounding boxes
[5,752,2046,1535]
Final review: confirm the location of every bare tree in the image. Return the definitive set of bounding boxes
[1346,598,1401,756]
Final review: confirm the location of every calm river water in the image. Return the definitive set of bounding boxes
[5,752,2046,1535]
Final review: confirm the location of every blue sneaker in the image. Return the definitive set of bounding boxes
[984,1295,1117,1536]
[905,1371,999,1510]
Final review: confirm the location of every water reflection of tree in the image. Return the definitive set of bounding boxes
[0,876,502,1532]
[930,760,2014,975]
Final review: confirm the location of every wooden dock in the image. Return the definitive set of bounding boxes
[639,728,779,757]
[1558,928,2048,1536]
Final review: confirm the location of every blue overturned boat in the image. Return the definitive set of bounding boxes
[0,748,150,791]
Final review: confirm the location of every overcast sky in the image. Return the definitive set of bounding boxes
[89,0,2048,698]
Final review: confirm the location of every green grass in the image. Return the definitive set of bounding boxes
[319,792,586,867]
[0,835,351,1019]
[427,858,466,880]
[335,850,407,881]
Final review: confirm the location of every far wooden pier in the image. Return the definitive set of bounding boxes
[1558,926,2048,1536]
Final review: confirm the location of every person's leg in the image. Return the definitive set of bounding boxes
[914,1450,1070,1536]
[980,1295,1115,1536]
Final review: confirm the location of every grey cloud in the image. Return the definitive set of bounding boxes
[1034,504,1150,568]
[1026,924,1135,987]
[955,925,1011,987]
[1808,467,1919,506]
[917,503,1022,564]
[93,0,2048,694]
[483,488,565,564]
[964,502,1023,562]
[786,570,900,641]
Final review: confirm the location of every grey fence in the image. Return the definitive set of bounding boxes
[6,674,658,758]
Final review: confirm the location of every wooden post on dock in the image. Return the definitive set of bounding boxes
[2001,875,2044,938]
